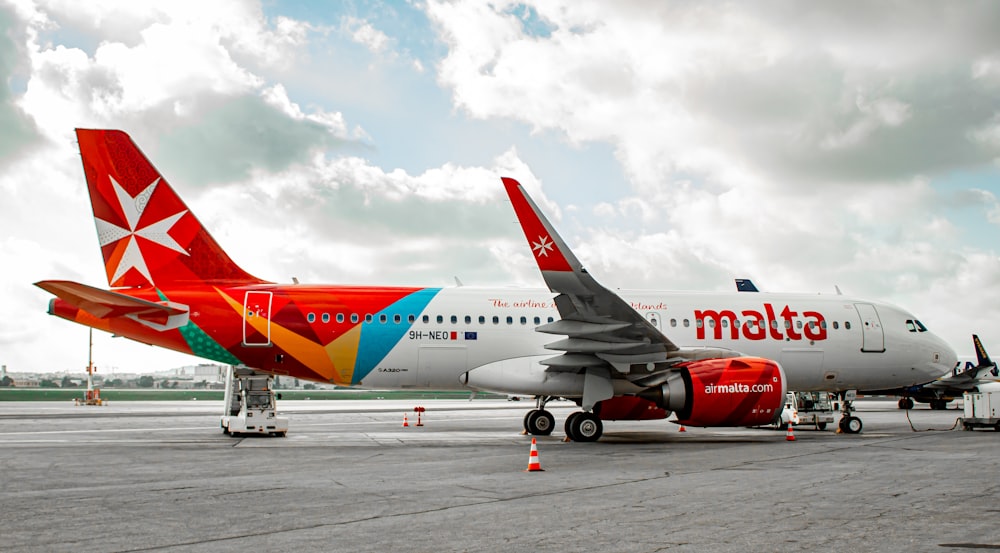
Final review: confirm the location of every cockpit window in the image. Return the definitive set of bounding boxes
[905,320,916,333]
[915,320,928,332]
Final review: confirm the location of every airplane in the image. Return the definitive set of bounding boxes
[35,129,957,441]
[869,335,1000,410]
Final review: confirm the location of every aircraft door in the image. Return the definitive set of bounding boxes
[243,291,272,346]
[854,303,885,353]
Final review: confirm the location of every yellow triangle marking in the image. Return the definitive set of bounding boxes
[217,288,338,382]
[327,325,361,385]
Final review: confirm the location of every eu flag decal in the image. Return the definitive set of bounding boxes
[464,332,478,340]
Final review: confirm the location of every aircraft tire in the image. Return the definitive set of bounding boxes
[898,398,914,410]
[523,409,539,433]
[564,411,582,440]
[817,422,827,431]
[526,410,555,436]
[839,416,863,434]
[569,412,603,442]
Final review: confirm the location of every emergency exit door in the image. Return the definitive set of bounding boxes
[243,291,272,346]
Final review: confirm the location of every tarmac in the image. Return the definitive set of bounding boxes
[1,397,998,552]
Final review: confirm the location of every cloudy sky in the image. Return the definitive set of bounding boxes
[1,0,999,375]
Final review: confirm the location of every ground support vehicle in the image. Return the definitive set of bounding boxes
[220,366,288,437]
[961,391,1000,431]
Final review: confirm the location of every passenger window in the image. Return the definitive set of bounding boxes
[833,321,839,330]
[520,316,527,325]
[547,317,555,323]
[670,318,677,327]
[506,316,513,325]
[351,314,359,323]
[534,316,541,324]
[321,313,330,323]
[493,316,500,324]
[394,314,402,324]
[408,315,415,323]
[465,315,472,324]
[771,320,779,329]
[479,316,486,324]
[820,321,826,329]
[845,321,851,330]
[796,321,803,329]
[683,319,690,328]
[307,313,316,323]
[379,314,387,323]
[422,315,429,324]
[450,315,458,324]
[696,319,703,328]
[436,315,444,324]
[365,314,373,323]
[337,313,345,323]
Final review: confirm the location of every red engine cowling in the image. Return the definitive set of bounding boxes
[638,357,786,427]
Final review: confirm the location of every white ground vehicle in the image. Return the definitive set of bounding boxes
[774,391,835,430]
[961,390,1000,431]
[793,391,836,430]
[220,366,288,437]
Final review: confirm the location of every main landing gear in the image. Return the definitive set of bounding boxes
[522,397,603,442]
[523,396,556,436]
[563,411,602,442]
[837,390,863,434]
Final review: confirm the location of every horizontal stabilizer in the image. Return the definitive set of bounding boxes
[35,280,186,324]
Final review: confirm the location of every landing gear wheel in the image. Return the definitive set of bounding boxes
[564,412,581,439]
[567,412,603,442]
[839,416,862,434]
[817,422,827,431]
[930,399,948,410]
[524,409,555,436]
[898,397,914,410]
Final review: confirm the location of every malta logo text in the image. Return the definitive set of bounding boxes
[695,303,827,342]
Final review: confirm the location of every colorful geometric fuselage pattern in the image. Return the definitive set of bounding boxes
[41,130,955,395]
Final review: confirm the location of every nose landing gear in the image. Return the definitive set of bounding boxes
[837,390,863,434]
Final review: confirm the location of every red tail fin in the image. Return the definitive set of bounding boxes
[76,129,264,288]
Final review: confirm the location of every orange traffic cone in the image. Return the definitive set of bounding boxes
[786,423,796,441]
[678,425,687,432]
[402,413,409,427]
[524,437,544,472]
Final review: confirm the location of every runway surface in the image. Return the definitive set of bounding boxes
[1,398,998,552]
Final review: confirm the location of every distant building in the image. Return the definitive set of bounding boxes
[168,364,225,383]
[13,377,40,388]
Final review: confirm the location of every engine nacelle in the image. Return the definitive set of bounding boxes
[638,357,786,427]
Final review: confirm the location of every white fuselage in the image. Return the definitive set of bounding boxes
[356,287,955,394]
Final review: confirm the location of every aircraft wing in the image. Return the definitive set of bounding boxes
[502,178,691,378]
[35,280,186,324]
[924,335,997,391]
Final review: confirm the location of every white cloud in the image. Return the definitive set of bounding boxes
[3,0,1000,374]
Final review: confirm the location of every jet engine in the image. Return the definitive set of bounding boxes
[638,357,786,427]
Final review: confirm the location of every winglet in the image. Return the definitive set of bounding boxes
[735,279,759,292]
[502,178,579,274]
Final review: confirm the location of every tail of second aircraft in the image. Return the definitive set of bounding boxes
[75,129,263,288]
